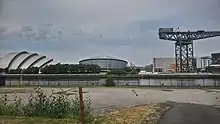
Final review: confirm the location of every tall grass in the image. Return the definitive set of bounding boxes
[0,87,92,120]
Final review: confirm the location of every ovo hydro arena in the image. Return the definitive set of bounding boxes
[79,56,128,69]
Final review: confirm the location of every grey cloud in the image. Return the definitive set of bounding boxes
[0,26,7,50]
[0,0,3,17]
[0,26,6,36]
[0,2,1,13]
[0,0,220,65]
[0,0,212,28]
[2,24,63,42]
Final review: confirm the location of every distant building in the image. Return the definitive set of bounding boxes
[79,56,128,70]
[196,57,202,69]
[206,53,220,73]
[201,56,212,68]
[144,64,153,72]
[211,53,220,64]
[153,58,175,73]
[195,56,212,71]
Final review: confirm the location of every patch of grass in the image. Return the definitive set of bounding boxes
[104,76,116,87]
[95,103,172,124]
[0,87,93,122]
[0,116,79,124]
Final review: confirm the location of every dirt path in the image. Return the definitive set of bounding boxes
[158,103,220,124]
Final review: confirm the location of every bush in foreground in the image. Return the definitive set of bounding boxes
[104,76,116,87]
[0,87,92,120]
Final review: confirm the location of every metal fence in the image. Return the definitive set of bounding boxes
[3,78,220,87]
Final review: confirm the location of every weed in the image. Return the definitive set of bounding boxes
[0,87,92,120]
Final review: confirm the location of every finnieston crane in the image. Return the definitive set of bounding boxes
[158,28,220,73]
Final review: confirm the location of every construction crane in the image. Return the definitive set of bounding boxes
[158,28,220,73]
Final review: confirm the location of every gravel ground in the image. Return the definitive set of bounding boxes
[158,103,220,124]
[1,87,220,114]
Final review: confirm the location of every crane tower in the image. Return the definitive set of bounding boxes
[158,28,220,73]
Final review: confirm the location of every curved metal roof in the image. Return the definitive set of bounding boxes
[17,53,38,69]
[27,56,47,68]
[0,51,55,70]
[0,51,28,69]
[31,58,53,68]
[10,53,38,69]
[39,59,53,68]
[20,55,46,69]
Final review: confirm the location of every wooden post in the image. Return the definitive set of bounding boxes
[79,87,85,124]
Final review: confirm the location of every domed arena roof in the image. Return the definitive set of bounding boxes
[79,56,128,69]
[0,51,57,70]
[79,56,127,63]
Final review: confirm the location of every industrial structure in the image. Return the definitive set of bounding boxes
[195,56,212,71]
[159,28,220,73]
[206,53,220,73]
[0,51,56,71]
[79,56,128,70]
[153,58,176,73]
[211,53,220,64]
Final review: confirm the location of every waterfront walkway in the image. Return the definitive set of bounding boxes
[159,103,220,124]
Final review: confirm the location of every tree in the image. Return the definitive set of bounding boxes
[107,69,126,75]
[23,67,39,74]
[129,70,139,74]
[104,76,116,87]
[40,64,101,74]
[107,67,140,75]
[0,68,6,74]
[8,69,22,74]
[4,64,101,74]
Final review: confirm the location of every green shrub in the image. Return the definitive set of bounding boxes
[0,87,92,119]
[104,76,116,87]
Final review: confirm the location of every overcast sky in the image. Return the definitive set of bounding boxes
[0,0,220,66]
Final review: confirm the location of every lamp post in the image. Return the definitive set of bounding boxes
[38,68,41,86]
[163,60,166,73]
[19,69,23,86]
